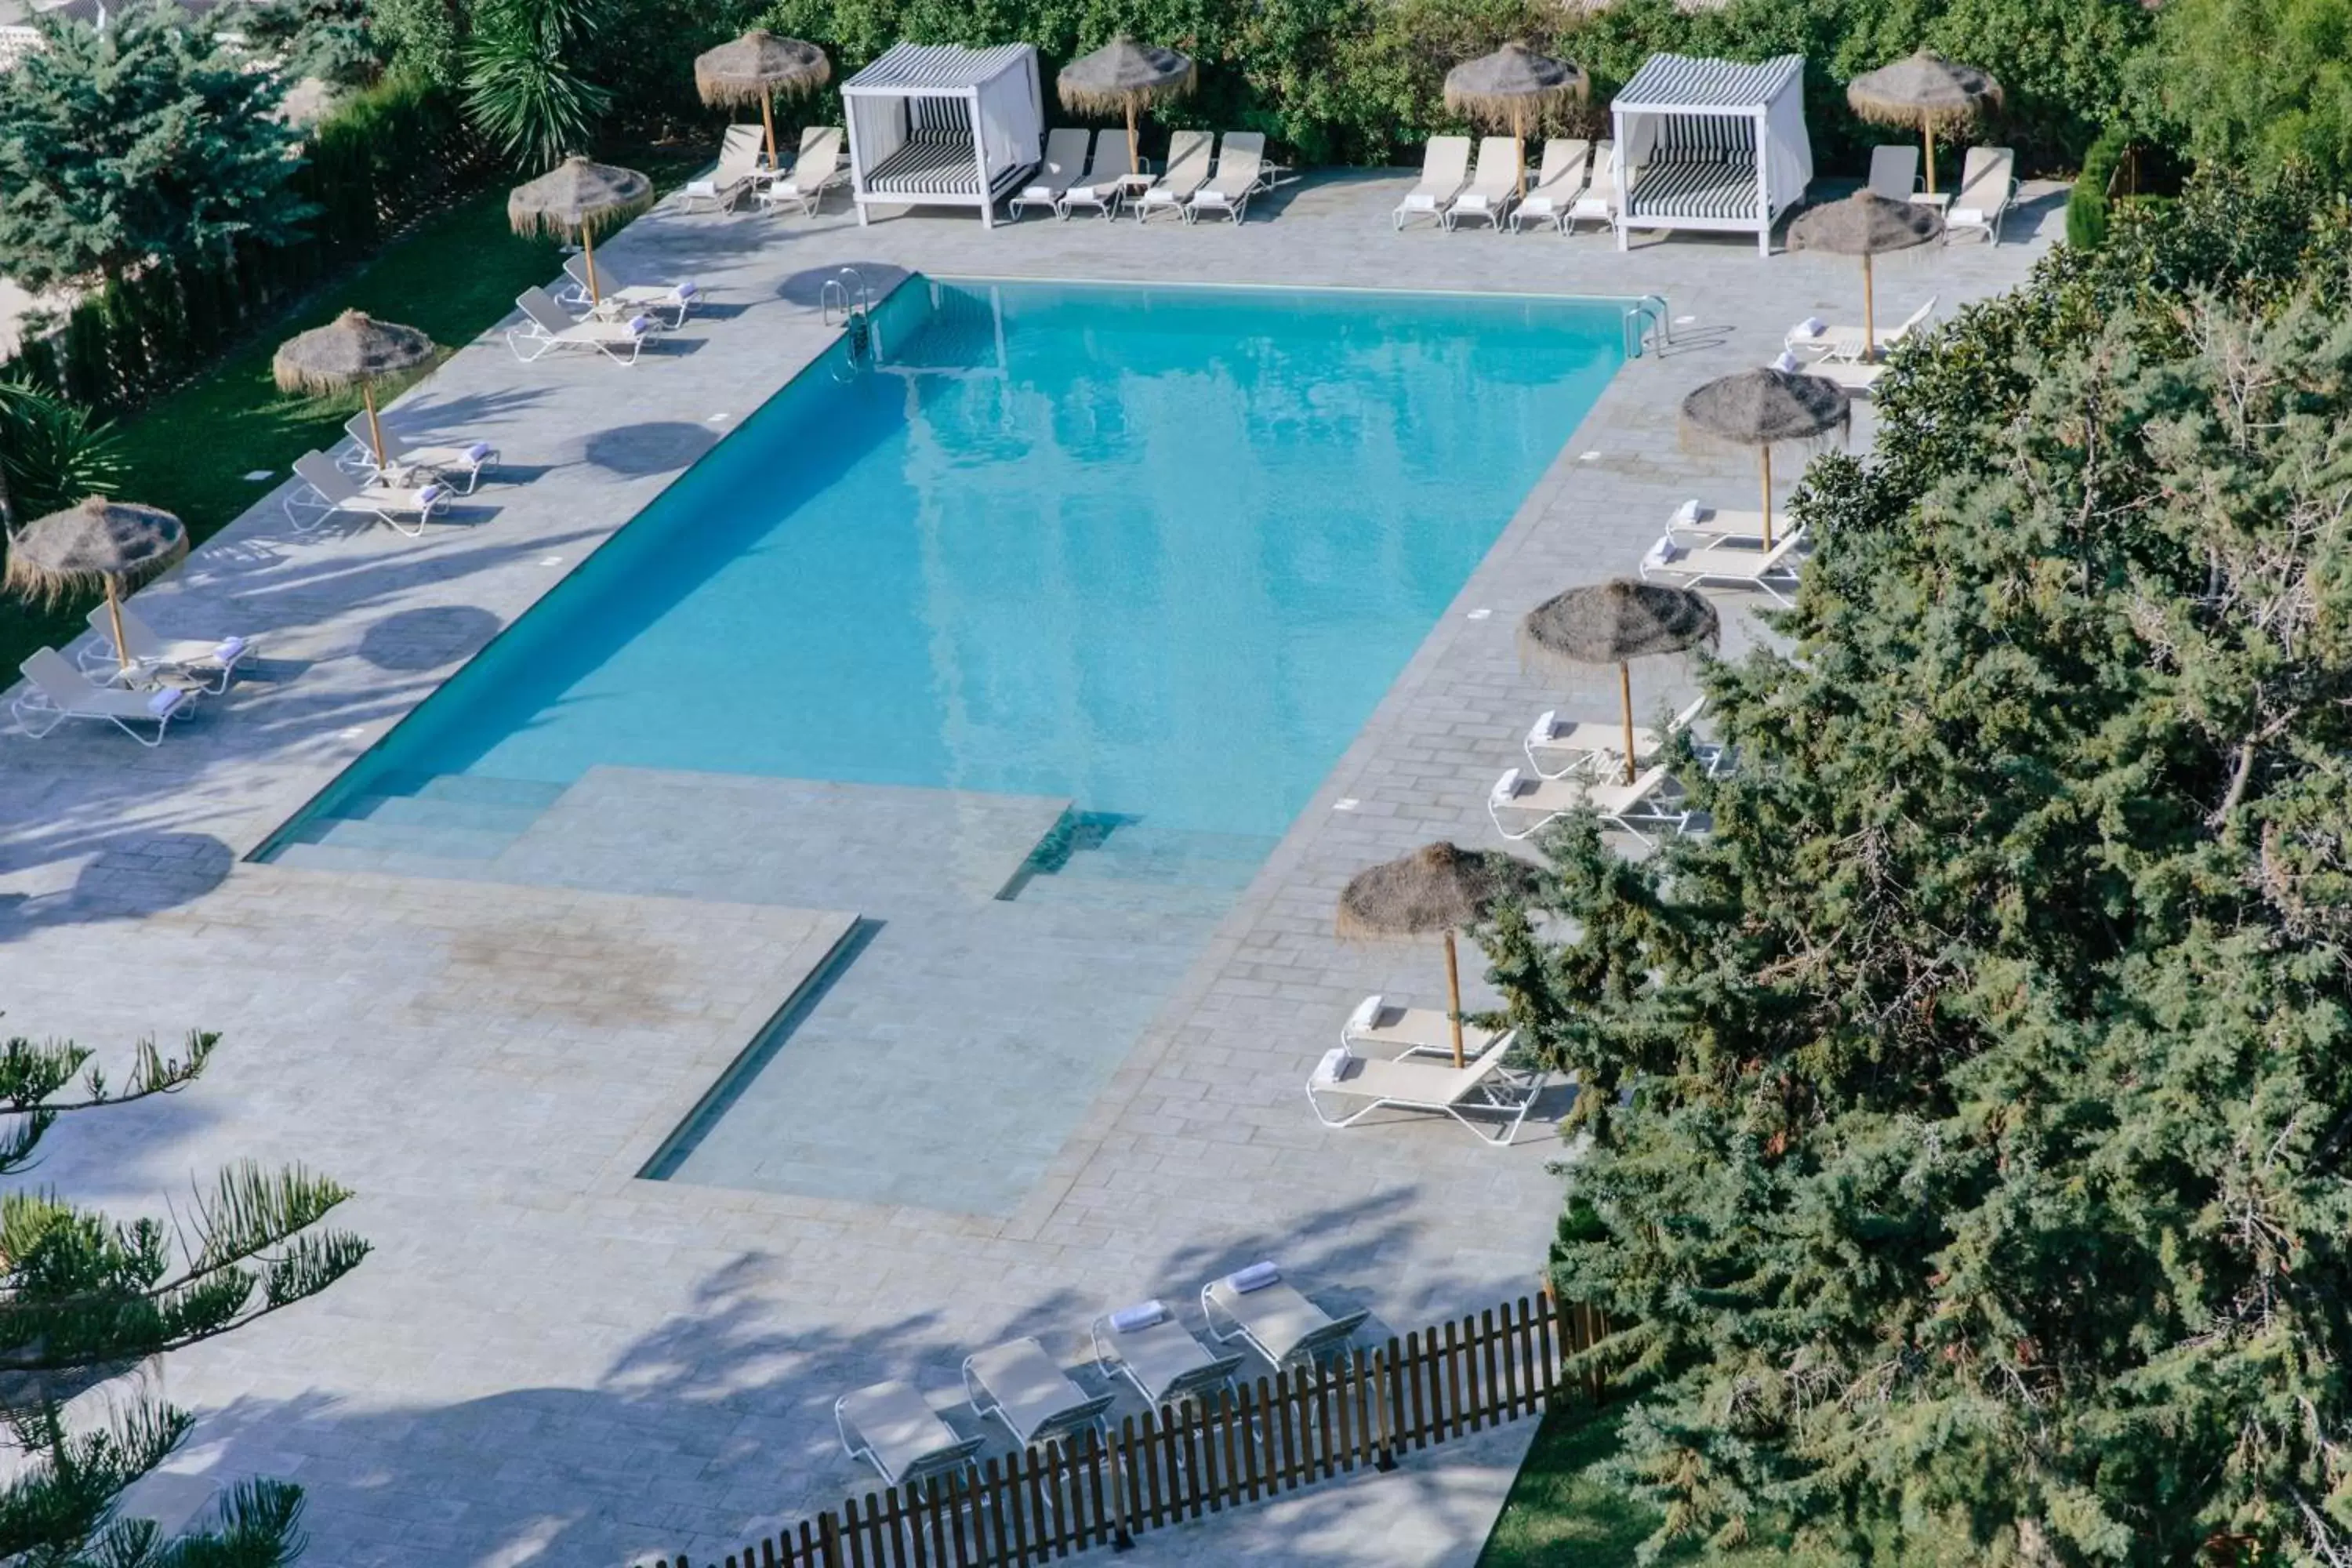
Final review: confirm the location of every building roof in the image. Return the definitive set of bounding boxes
[1614,53,1806,111]
[844,41,1034,94]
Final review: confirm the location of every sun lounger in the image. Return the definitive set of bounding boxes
[1866,143,1921,201]
[1445,136,1521,230]
[1392,135,1472,230]
[286,452,448,536]
[757,126,845,217]
[1200,1264,1370,1370]
[962,1338,1116,1449]
[1641,523,1811,607]
[836,1380,985,1487]
[1133,129,1213,223]
[679,124,764,213]
[1090,1302,1246,1409]
[1510,138,1591,233]
[558,256,699,328]
[1489,763,1692,848]
[1307,1031,1536,1145]
[1187,131,1267,224]
[1944,146,2017,244]
[341,414,499,493]
[1526,695,1708,779]
[1341,993,1506,1055]
[1563,141,1619,234]
[1789,358,1885,395]
[1785,296,1936,363]
[80,604,256,694]
[1012,127,1092,219]
[1661,501,1774,549]
[506,287,653,366]
[1058,134,1136,220]
[12,648,192,746]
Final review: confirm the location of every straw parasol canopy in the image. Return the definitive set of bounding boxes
[272,310,436,471]
[1682,367,1849,552]
[1058,37,1196,177]
[4,498,187,673]
[1338,841,1537,1067]
[1519,579,1717,786]
[1444,43,1588,198]
[1846,50,2002,194]
[695,31,829,172]
[509,156,655,309]
[1788,191,1943,357]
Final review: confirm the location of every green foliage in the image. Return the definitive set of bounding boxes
[462,0,612,167]
[233,0,389,89]
[2065,123,2127,250]
[0,375,126,528]
[0,5,314,289]
[2143,0,2352,192]
[371,0,470,85]
[1483,172,2352,1564]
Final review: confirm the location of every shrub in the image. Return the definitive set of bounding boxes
[2065,122,2128,249]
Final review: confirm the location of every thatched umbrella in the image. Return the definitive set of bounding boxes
[509,156,655,313]
[1443,42,1588,200]
[1058,37,1195,179]
[1788,191,1943,358]
[1519,579,1717,786]
[272,310,435,475]
[1338,841,1537,1068]
[695,31,829,176]
[1681,368,1850,551]
[5,499,187,675]
[1846,49,2002,195]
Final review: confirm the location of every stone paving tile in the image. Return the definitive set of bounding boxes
[0,168,2063,1567]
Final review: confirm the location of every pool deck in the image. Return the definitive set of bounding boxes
[0,168,2062,1566]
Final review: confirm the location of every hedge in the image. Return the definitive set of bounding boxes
[5,74,490,415]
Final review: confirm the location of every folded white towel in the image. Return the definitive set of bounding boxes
[1772,350,1802,374]
[1227,1261,1280,1294]
[1950,205,1986,226]
[1110,1300,1167,1334]
[147,688,184,717]
[1313,1047,1350,1087]
[1793,316,1826,338]
[464,441,494,464]
[1645,536,1682,568]
[1490,768,1523,808]
[676,281,699,300]
[1673,499,1702,525]
[685,178,716,198]
[212,637,247,661]
[626,314,653,336]
[1526,709,1557,744]
[1347,994,1382,1033]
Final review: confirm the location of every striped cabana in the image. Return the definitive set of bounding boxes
[1608,53,1813,257]
[844,42,1044,228]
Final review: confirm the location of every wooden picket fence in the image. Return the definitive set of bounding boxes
[636,1292,1609,1568]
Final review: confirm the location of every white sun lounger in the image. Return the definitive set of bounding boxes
[1944,146,2017,244]
[1058,135,1136,220]
[962,1338,1116,1449]
[506,288,653,366]
[1445,136,1520,230]
[756,126,845,217]
[1563,141,1618,234]
[1488,764,1693,848]
[1641,524,1810,607]
[836,1380,985,1487]
[1341,993,1505,1056]
[559,256,699,328]
[1307,1031,1536,1145]
[1090,1303,1246,1409]
[80,604,256,693]
[1786,295,1936,363]
[341,414,499,493]
[1866,143,1920,202]
[1526,694,1708,779]
[1393,135,1471,230]
[1012,127,1093,219]
[287,452,448,536]
[679,124,764,213]
[1200,1265,1370,1370]
[1791,358,1885,395]
[1186,132,1267,224]
[13,648,193,745]
[1133,129,1213,223]
[1510,138,1591,233]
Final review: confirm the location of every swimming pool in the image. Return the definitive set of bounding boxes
[269,276,1626,1209]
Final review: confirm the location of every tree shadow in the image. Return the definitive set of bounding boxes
[357,605,506,673]
[0,830,234,941]
[579,421,720,477]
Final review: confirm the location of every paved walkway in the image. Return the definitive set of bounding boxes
[0,168,2063,1567]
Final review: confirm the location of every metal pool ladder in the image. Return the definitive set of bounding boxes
[822,267,877,376]
[1622,295,1671,359]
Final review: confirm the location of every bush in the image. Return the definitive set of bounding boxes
[2065,122,2128,249]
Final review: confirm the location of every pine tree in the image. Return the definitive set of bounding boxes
[0,1019,368,1565]
[1486,180,2352,1564]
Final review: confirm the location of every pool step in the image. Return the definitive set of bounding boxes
[1007,820,1279,900]
[267,840,495,880]
[269,772,568,869]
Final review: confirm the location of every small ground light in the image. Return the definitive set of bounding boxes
[1577,451,1601,462]
[242,470,274,482]
[539,555,564,566]
[1467,608,1492,620]
[1334,798,1360,811]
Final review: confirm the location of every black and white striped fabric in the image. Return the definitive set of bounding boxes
[1614,53,1804,111]
[1628,160,1759,220]
[1655,114,1755,163]
[863,137,980,196]
[845,41,1035,92]
[909,96,966,138]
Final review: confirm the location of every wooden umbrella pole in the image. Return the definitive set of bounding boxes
[581,222,601,307]
[1443,929,1466,1069]
[105,579,130,673]
[1923,124,1936,196]
[363,383,388,474]
[1617,660,1637,786]
[1515,107,1527,201]
[1126,101,1139,182]
[1760,445,1775,552]
[1864,250,1878,359]
[760,88,779,173]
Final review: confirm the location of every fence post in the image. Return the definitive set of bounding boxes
[817,1513,841,1568]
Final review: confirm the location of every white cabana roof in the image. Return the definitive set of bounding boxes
[1615,53,1805,114]
[844,42,1037,96]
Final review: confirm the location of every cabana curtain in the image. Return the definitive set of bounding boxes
[1610,53,1813,256]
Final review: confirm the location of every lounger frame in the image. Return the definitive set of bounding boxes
[1200,1278,1370,1371]
[1088,1316,1246,1410]
[1306,1036,1537,1145]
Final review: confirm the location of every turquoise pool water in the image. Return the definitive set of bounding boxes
[281,278,1626,842]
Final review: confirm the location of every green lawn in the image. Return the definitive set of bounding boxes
[1479,1406,1662,1567]
[2,182,568,675]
